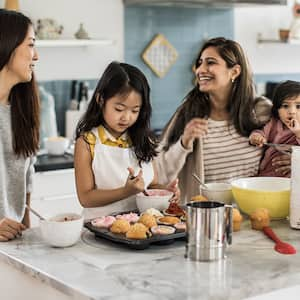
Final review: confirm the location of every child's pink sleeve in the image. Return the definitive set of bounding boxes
[251,119,274,140]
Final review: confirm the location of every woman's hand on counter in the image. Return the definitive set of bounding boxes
[0,218,26,242]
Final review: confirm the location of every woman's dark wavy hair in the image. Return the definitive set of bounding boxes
[0,9,40,157]
[272,80,300,119]
[76,61,157,163]
[163,37,258,150]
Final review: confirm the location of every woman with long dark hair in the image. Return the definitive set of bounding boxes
[157,37,290,203]
[0,9,39,241]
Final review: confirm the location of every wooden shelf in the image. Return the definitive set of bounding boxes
[35,39,114,48]
[257,34,300,45]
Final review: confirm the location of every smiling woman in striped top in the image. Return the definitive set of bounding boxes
[156,37,291,203]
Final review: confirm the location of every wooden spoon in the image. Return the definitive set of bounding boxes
[263,226,296,255]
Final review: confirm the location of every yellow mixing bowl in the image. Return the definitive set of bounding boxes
[231,177,290,219]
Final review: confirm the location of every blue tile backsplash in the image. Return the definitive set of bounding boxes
[125,6,234,130]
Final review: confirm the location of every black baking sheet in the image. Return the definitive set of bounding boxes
[84,212,186,250]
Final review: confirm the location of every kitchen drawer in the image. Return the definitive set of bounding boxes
[32,169,76,200]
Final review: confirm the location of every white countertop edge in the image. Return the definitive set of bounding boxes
[245,284,300,300]
[0,249,90,300]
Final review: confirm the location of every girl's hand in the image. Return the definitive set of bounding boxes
[272,154,291,176]
[249,132,266,147]
[0,218,26,242]
[126,167,145,194]
[166,178,180,203]
[181,118,208,149]
[287,118,300,138]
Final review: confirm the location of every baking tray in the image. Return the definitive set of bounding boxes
[84,212,186,250]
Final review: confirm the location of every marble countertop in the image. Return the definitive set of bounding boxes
[0,220,300,300]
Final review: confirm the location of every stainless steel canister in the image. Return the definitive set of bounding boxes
[185,201,232,261]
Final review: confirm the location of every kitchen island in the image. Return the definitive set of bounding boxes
[0,220,300,300]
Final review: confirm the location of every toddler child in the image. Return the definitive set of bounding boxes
[249,80,300,177]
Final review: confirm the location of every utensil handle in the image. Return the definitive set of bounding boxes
[26,204,45,221]
[129,174,149,196]
[192,173,208,189]
[263,226,281,243]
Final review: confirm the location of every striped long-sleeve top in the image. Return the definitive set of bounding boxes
[203,119,262,183]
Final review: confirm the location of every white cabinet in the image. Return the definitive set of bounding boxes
[30,169,83,227]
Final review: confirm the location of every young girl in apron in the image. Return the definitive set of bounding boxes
[74,62,178,221]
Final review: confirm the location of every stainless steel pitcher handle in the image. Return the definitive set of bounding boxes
[225,204,233,245]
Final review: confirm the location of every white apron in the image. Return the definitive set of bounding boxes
[83,128,154,220]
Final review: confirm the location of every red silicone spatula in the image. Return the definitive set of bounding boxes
[263,226,296,255]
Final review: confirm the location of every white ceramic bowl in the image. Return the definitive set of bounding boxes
[40,213,83,247]
[136,189,173,213]
[201,182,233,204]
[44,136,69,156]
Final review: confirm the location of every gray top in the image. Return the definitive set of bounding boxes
[0,104,34,221]
[0,220,299,300]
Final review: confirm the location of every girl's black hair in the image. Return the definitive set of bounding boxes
[76,61,157,163]
[0,9,40,157]
[272,80,300,119]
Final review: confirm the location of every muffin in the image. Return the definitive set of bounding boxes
[110,219,131,234]
[191,194,208,202]
[138,213,157,228]
[250,208,270,230]
[157,216,180,225]
[232,208,243,232]
[151,225,175,235]
[126,223,150,239]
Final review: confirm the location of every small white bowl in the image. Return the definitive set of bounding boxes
[136,189,173,213]
[44,136,69,156]
[201,182,233,204]
[40,213,83,247]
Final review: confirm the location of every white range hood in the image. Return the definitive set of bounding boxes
[124,0,287,8]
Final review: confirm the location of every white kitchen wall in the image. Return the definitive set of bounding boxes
[0,0,124,80]
[234,0,299,75]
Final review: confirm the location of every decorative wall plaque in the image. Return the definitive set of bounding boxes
[142,34,178,78]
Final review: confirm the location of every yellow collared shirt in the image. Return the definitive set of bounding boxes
[98,126,132,148]
[85,125,132,159]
